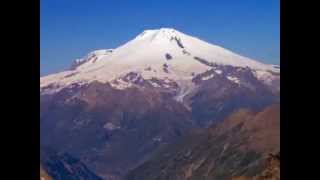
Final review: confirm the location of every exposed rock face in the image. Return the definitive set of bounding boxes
[124,104,279,180]
[40,148,102,180]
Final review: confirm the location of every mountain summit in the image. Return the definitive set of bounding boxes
[40,28,279,95]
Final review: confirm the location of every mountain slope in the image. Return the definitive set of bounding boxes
[40,81,194,179]
[188,64,278,126]
[125,104,280,180]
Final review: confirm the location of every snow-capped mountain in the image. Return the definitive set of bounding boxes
[40,28,280,179]
[40,28,279,97]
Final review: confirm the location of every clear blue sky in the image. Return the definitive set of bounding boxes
[41,0,279,75]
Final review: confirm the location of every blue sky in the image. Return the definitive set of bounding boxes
[41,0,279,75]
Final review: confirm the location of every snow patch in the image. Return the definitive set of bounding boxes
[215,70,222,74]
[104,122,120,131]
[110,79,133,90]
[174,80,196,102]
[201,74,215,81]
[227,76,240,84]
[153,137,162,142]
[254,70,279,86]
[150,81,161,88]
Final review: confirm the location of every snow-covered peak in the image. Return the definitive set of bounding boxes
[73,28,278,72]
[136,28,185,40]
[41,28,279,94]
